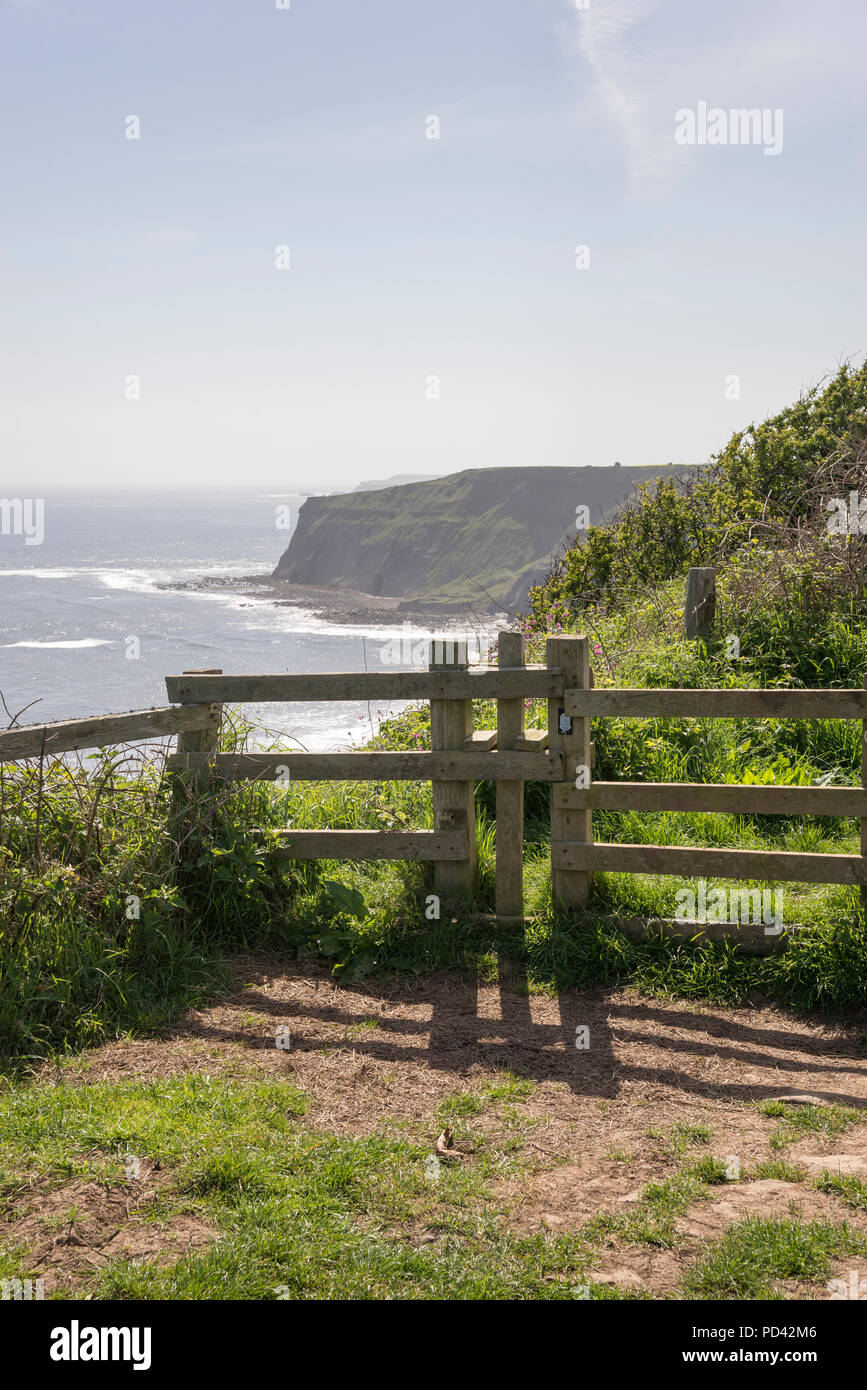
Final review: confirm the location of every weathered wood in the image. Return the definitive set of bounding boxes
[613,917,794,954]
[264,830,467,861]
[430,642,476,895]
[0,704,219,764]
[496,632,525,921]
[551,841,867,884]
[167,750,565,781]
[515,729,548,750]
[464,730,497,750]
[549,635,591,910]
[172,671,224,764]
[170,670,224,854]
[685,566,717,638]
[553,781,867,817]
[565,688,867,720]
[165,667,564,705]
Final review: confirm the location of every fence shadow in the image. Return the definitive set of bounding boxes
[168,959,867,1110]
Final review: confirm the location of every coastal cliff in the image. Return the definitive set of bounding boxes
[273,464,697,612]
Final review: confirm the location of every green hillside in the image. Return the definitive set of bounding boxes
[275,464,697,610]
[528,359,867,629]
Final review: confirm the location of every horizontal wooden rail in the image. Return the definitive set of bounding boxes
[0,705,220,764]
[165,667,563,705]
[553,781,867,817]
[564,688,867,720]
[551,841,867,884]
[168,750,566,782]
[260,830,467,861]
[614,916,793,954]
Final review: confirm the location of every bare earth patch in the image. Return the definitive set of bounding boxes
[2,1163,215,1295]
[28,957,867,1298]
[789,1126,867,1174]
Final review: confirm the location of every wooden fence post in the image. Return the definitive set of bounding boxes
[429,640,476,897]
[170,668,223,856]
[496,630,525,922]
[685,566,717,638]
[548,635,591,911]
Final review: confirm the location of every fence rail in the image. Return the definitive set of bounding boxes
[555,781,867,816]
[165,667,563,704]
[166,750,566,781]
[5,635,867,948]
[565,688,867,719]
[258,830,469,862]
[552,842,867,885]
[0,704,219,764]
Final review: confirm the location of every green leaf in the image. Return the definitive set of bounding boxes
[323,879,368,921]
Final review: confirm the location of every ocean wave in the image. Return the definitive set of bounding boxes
[2,638,114,649]
[0,567,166,594]
[96,569,166,593]
[0,569,76,579]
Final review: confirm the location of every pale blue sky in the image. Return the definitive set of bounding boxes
[1,0,865,491]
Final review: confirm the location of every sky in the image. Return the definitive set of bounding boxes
[1,0,865,492]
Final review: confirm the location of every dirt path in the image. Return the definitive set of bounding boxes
[28,959,867,1298]
[52,958,867,1125]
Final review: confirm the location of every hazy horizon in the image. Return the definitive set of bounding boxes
[1,458,704,496]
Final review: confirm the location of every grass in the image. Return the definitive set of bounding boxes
[753,1158,808,1182]
[10,1064,856,1302]
[0,1073,629,1301]
[758,1101,861,1151]
[587,1148,736,1251]
[682,1216,867,1299]
[814,1172,867,1212]
[0,1034,862,1300]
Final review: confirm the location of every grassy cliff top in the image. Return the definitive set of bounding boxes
[275,464,699,610]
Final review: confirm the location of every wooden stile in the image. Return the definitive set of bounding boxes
[464,730,498,750]
[496,631,525,921]
[263,830,467,861]
[548,634,591,911]
[167,749,564,781]
[7,639,867,946]
[515,729,548,750]
[166,667,563,705]
[429,641,476,896]
[263,822,466,856]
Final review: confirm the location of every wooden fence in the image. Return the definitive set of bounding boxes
[163,632,575,923]
[4,633,867,944]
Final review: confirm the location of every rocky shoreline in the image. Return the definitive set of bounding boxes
[164,573,504,628]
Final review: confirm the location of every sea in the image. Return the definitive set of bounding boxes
[0,490,490,752]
